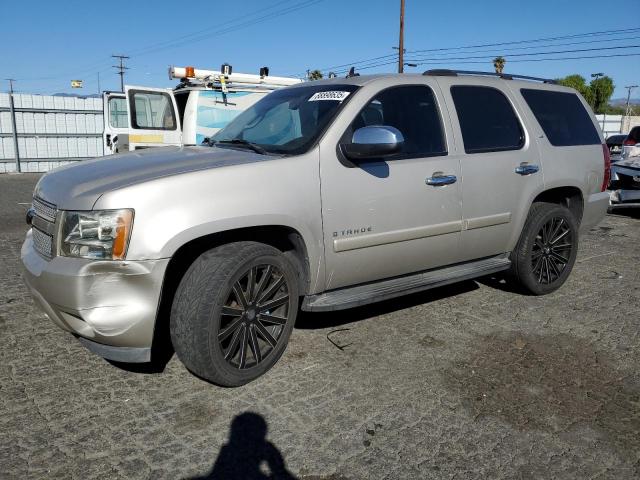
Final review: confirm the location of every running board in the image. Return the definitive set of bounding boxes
[302,255,511,312]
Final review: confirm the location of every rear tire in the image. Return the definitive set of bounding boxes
[511,202,579,295]
[170,242,299,387]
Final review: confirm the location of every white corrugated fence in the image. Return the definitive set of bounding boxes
[0,93,104,173]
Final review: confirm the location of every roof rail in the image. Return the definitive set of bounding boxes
[422,69,556,84]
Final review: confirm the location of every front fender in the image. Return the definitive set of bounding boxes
[93,150,326,293]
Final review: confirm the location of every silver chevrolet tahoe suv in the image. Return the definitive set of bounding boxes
[21,70,611,386]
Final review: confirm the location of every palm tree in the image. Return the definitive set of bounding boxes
[493,56,506,74]
[308,70,323,81]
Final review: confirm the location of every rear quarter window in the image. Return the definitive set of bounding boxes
[520,89,600,146]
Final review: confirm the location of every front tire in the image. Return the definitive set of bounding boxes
[511,202,579,295]
[170,242,299,387]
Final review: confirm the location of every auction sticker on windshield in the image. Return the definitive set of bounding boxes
[308,91,351,102]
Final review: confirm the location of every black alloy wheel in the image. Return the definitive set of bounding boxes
[219,264,291,369]
[510,202,579,295]
[170,241,300,387]
[530,216,573,285]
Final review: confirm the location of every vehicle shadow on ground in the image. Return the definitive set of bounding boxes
[476,273,529,295]
[186,412,298,480]
[296,280,479,330]
[110,277,498,372]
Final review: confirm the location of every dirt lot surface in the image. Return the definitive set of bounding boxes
[1,173,639,479]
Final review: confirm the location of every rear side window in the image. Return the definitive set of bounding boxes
[451,86,524,154]
[520,89,600,146]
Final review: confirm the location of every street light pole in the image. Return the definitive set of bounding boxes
[591,72,604,113]
[398,0,405,73]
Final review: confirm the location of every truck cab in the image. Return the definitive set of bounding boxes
[102,65,302,154]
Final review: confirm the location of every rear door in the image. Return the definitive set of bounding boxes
[124,86,182,150]
[102,92,127,155]
[438,79,544,260]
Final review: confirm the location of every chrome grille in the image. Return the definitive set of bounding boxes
[32,196,57,223]
[32,227,53,258]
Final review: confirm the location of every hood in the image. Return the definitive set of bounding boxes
[34,146,270,210]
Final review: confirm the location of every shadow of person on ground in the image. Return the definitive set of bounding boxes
[187,412,298,480]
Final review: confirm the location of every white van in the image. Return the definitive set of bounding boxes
[102,65,302,154]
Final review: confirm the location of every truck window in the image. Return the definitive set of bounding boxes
[343,85,447,158]
[108,97,128,128]
[129,91,176,130]
[521,89,600,146]
[451,86,524,154]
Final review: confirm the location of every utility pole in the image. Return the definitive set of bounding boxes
[97,72,101,96]
[398,0,405,73]
[112,55,129,92]
[5,79,20,173]
[624,85,638,117]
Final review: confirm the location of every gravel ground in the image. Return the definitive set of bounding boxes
[1,173,639,479]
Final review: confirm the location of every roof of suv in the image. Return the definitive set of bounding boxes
[290,71,572,93]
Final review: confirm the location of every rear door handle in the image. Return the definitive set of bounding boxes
[515,164,539,175]
[426,173,457,186]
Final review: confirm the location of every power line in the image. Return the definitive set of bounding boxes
[406,43,640,63]
[328,51,640,76]
[408,27,640,54]
[407,35,640,60]
[128,0,302,56]
[5,0,322,85]
[299,27,640,76]
[129,0,323,58]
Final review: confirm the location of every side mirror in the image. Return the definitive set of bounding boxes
[341,126,404,160]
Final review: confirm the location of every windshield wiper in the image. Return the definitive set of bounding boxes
[214,139,268,155]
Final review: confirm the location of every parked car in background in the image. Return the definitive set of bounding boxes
[22,70,610,386]
[606,133,627,162]
[609,126,640,209]
[621,126,640,161]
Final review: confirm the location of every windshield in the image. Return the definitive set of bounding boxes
[212,84,359,155]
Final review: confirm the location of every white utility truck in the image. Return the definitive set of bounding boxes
[102,65,302,154]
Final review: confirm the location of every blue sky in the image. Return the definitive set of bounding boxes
[1,0,638,99]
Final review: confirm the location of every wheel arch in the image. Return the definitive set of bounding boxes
[150,225,311,362]
[531,186,584,224]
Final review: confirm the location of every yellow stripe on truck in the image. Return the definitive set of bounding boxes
[129,134,164,143]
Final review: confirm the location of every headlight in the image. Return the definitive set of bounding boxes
[60,209,134,260]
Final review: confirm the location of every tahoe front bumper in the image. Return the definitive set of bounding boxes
[21,230,169,363]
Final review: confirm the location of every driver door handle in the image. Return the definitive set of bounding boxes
[426,173,457,186]
[515,163,539,175]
